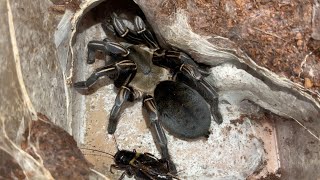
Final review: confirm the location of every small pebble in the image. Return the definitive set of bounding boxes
[304,78,313,88]
[296,32,303,40]
[297,39,303,47]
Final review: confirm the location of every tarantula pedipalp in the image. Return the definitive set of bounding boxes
[74,13,222,164]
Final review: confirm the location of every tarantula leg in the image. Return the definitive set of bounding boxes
[154,50,209,82]
[134,16,159,49]
[108,86,134,134]
[176,73,223,124]
[87,40,129,64]
[166,50,197,64]
[179,64,202,80]
[113,60,137,88]
[143,95,168,158]
[111,13,143,44]
[153,50,199,72]
[73,66,118,91]
[101,22,116,36]
[153,50,223,124]
[74,60,136,92]
[143,95,177,174]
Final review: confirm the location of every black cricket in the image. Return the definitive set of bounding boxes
[83,147,179,180]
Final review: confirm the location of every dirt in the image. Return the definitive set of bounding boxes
[0,150,26,179]
[251,160,268,178]
[49,0,80,14]
[0,113,92,179]
[264,127,273,135]
[257,171,281,180]
[230,115,246,125]
[257,173,281,180]
[21,113,92,180]
[230,112,279,126]
[160,0,320,93]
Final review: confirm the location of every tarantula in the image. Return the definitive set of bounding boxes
[74,13,222,168]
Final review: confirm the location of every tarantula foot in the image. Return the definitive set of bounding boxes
[179,64,202,80]
[134,16,159,49]
[111,14,129,37]
[133,16,146,33]
[212,110,223,124]
[108,86,134,134]
[73,81,87,90]
[111,13,143,44]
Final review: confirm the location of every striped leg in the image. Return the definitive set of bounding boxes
[107,86,134,134]
[152,50,223,124]
[111,13,159,49]
[176,61,222,124]
[134,16,159,49]
[176,72,223,124]
[111,13,143,44]
[87,40,129,64]
[112,60,137,88]
[73,66,117,91]
[153,50,203,76]
[74,60,136,92]
[143,95,177,174]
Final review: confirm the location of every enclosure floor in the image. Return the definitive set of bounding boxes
[80,83,280,179]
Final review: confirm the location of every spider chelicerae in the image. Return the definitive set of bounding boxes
[74,12,223,172]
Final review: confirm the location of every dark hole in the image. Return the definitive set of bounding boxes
[89,0,146,26]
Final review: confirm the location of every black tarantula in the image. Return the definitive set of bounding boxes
[74,13,222,172]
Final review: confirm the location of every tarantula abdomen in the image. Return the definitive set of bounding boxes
[154,81,211,139]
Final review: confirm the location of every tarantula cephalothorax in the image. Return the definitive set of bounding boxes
[74,13,222,163]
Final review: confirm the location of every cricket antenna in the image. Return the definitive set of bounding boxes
[112,134,120,151]
[80,147,114,159]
